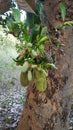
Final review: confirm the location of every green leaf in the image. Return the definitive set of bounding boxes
[46,63,57,69]
[27,70,32,81]
[63,21,73,27]
[30,24,40,43]
[12,8,21,22]
[37,36,48,45]
[38,44,44,52]
[41,26,47,36]
[21,61,29,72]
[24,33,30,42]
[59,2,66,21]
[57,43,64,47]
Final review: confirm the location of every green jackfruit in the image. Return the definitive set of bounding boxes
[34,69,47,92]
[20,72,29,87]
[35,77,47,92]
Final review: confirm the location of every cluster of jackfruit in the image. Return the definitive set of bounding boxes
[20,66,47,92]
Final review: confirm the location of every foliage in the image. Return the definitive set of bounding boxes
[0,1,59,92]
[62,21,73,28]
[3,6,57,92]
[59,2,66,22]
[26,0,43,28]
[59,2,73,28]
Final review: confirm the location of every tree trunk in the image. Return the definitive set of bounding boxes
[17,0,73,130]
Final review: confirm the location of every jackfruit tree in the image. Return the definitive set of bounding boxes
[0,0,73,130]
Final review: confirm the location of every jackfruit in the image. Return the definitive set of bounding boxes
[20,72,29,87]
[34,69,47,92]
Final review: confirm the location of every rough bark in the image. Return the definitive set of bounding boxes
[17,0,73,130]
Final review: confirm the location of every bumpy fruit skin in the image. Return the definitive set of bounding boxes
[34,69,47,92]
[20,72,29,87]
